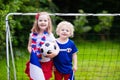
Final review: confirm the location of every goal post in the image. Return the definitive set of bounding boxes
[6,13,120,80]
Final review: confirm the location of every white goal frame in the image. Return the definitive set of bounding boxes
[5,13,120,80]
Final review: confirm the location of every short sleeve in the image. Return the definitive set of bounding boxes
[29,33,32,38]
[71,40,78,54]
[46,33,56,42]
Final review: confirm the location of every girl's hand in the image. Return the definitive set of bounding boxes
[45,51,58,58]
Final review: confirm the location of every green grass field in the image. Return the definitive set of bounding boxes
[0,41,120,80]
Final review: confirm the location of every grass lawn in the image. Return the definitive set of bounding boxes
[0,41,120,80]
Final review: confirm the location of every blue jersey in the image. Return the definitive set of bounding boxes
[53,39,78,74]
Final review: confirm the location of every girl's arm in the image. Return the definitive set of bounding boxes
[72,53,77,72]
[27,37,32,54]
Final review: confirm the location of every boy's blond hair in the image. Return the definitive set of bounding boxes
[56,21,74,37]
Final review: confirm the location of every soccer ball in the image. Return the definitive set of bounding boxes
[41,41,57,56]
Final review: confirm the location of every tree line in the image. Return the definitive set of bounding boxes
[1,0,120,52]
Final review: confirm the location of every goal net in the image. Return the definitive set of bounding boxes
[5,13,120,80]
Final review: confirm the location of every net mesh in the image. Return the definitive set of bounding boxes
[4,13,120,80]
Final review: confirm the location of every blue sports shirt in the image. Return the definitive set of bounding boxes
[53,39,78,74]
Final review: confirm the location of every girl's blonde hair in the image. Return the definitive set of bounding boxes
[31,12,52,34]
[56,21,74,37]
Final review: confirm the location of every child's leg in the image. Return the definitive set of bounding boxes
[64,74,70,80]
[54,69,63,80]
[40,60,53,80]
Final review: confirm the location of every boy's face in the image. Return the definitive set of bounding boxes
[58,26,71,39]
[38,15,49,30]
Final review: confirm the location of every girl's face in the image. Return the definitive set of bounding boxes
[58,26,71,39]
[38,15,49,30]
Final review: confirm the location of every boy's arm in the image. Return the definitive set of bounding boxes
[72,53,77,72]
